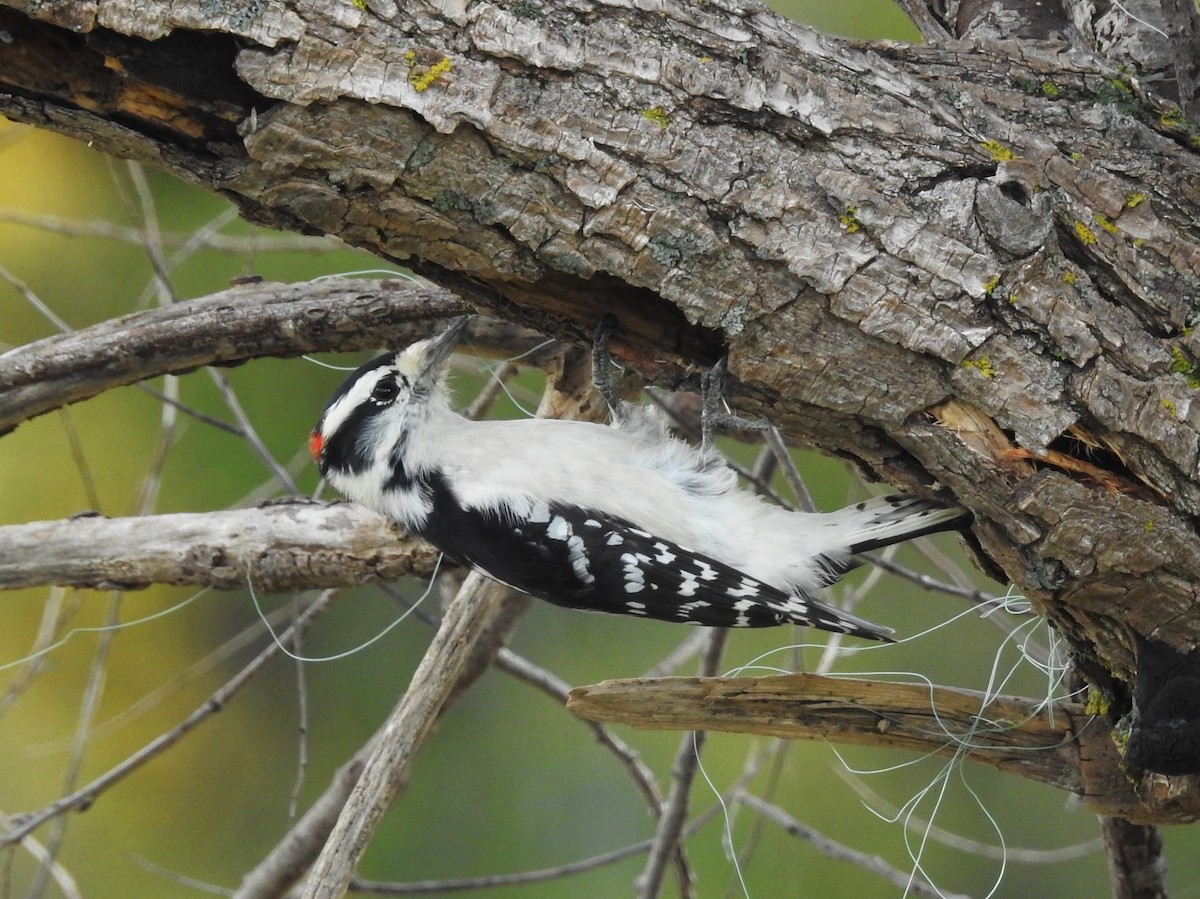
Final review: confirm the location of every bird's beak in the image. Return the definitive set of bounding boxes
[413,316,470,386]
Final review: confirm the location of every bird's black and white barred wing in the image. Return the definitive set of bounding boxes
[417,472,893,640]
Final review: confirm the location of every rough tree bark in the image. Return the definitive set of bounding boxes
[3,0,1200,873]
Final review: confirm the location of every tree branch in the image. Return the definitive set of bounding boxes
[232,587,534,899]
[1102,817,1166,899]
[0,501,438,593]
[301,573,517,898]
[0,275,566,437]
[7,0,1200,879]
[737,792,965,899]
[568,673,1200,825]
[9,0,1200,716]
[635,631,728,898]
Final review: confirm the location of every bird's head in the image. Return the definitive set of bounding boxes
[310,317,468,478]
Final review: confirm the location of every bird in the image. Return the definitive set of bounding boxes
[309,317,967,640]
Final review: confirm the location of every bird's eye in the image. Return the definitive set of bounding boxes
[370,376,400,405]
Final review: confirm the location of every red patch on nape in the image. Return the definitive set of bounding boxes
[309,431,324,462]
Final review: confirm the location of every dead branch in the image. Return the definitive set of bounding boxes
[1102,817,1167,899]
[301,572,516,898]
[0,276,565,437]
[0,501,437,593]
[568,673,1200,825]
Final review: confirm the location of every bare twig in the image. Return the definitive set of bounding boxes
[863,552,998,605]
[133,382,244,436]
[233,749,371,899]
[463,360,517,420]
[0,591,337,847]
[207,367,300,493]
[640,630,711,679]
[346,793,742,896]
[28,590,122,897]
[636,631,728,898]
[233,593,543,899]
[131,854,233,895]
[347,840,654,894]
[492,648,665,815]
[0,817,83,899]
[0,206,345,252]
[892,0,955,41]
[834,766,1104,863]
[737,793,965,899]
[0,262,71,333]
[300,574,519,898]
[117,159,177,307]
[762,423,816,512]
[0,588,79,720]
[24,603,301,755]
[346,770,767,897]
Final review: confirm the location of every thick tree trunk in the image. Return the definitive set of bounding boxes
[5,0,1200,822]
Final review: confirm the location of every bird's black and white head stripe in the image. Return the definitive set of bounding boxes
[311,353,402,476]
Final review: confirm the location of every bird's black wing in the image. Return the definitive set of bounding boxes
[417,472,892,639]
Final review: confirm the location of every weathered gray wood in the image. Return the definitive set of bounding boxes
[0,501,438,592]
[0,275,567,436]
[569,672,1200,824]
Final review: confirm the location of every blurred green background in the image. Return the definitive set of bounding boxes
[2,1,1198,897]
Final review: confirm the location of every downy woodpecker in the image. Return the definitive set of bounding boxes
[310,319,966,639]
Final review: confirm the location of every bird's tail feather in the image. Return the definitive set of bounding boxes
[839,494,968,555]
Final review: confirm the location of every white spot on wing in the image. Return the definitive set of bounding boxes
[547,515,571,541]
[566,534,594,584]
[621,552,648,593]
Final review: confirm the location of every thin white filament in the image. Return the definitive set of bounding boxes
[0,588,211,674]
[692,732,751,899]
[247,554,442,663]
